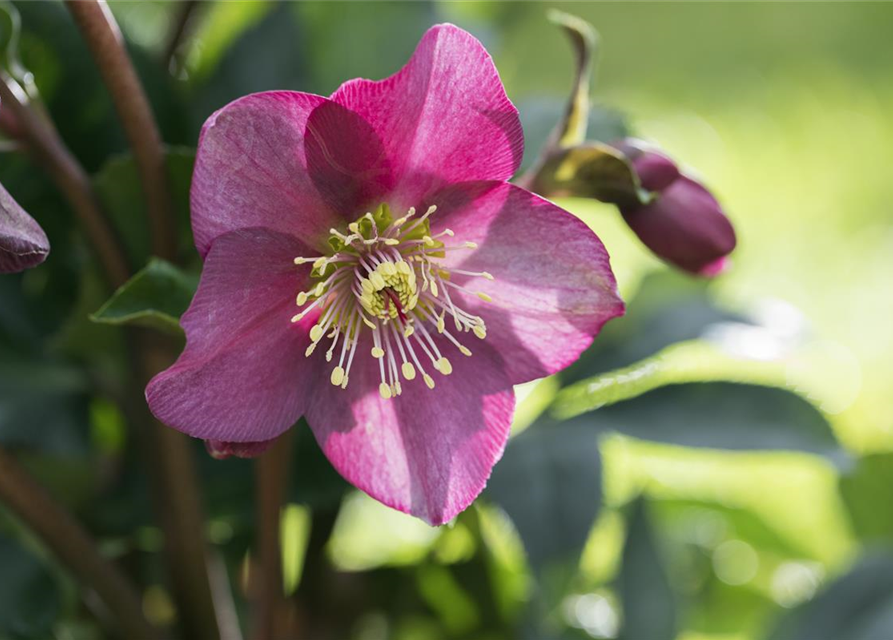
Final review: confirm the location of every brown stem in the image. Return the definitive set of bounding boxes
[134,331,223,640]
[0,75,130,288]
[163,0,201,72]
[65,0,177,261]
[252,431,296,640]
[2,58,222,640]
[0,446,164,640]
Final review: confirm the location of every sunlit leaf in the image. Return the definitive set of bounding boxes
[90,258,197,335]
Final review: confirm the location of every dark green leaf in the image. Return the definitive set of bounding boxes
[617,499,677,640]
[487,422,602,575]
[768,553,893,640]
[585,382,843,462]
[92,148,196,268]
[0,534,62,638]
[90,257,197,335]
[0,354,90,454]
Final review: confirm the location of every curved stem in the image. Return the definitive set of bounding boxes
[0,446,164,640]
[164,0,201,72]
[253,431,296,640]
[0,74,130,288]
[65,0,177,261]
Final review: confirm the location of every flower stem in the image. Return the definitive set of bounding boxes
[0,446,164,640]
[65,0,177,261]
[163,0,202,72]
[0,74,131,288]
[253,431,296,640]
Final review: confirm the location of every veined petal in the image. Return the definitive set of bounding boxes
[191,92,394,258]
[147,228,316,442]
[431,181,624,384]
[331,24,523,207]
[305,340,514,526]
[0,182,49,273]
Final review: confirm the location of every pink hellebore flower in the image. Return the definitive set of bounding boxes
[1,181,50,274]
[147,25,623,525]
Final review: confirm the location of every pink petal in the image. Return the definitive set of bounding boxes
[146,228,316,442]
[191,92,393,258]
[1,182,49,273]
[431,182,624,384]
[305,341,514,526]
[331,24,523,208]
[205,439,276,460]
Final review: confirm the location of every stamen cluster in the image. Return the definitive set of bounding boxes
[292,204,494,399]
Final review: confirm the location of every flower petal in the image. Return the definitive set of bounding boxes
[191,92,394,258]
[0,182,49,273]
[331,24,523,207]
[305,340,514,526]
[205,439,276,460]
[432,182,624,384]
[147,228,316,442]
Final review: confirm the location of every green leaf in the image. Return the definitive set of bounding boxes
[617,499,677,640]
[0,534,62,638]
[487,422,602,576]
[546,9,599,149]
[767,553,893,640]
[90,258,198,335]
[528,142,648,208]
[566,381,842,462]
[839,453,893,544]
[92,148,195,267]
[0,355,90,454]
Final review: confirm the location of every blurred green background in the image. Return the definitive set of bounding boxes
[2,2,893,640]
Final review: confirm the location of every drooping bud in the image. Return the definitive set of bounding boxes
[0,181,49,273]
[618,140,736,276]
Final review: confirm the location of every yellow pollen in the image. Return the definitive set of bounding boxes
[296,291,308,305]
[482,272,494,280]
[305,343,317,357]
[473,325,487,339]
[379,382,392,399]
[423,235,435,246]
[401,362,416,380]
[423,374,436,389]
[330,366,345,386]
[371,346,385,358]
[465,242,478,249]
[394,381,403,396]
[314,282,325,297]
[403,325,414,338]
[459,345,472,356]
[436,357,453,375]
[309,325,324,342]
[436,315,445,333]
[477,292,492,303]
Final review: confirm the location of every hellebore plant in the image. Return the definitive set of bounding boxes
[617,139,737,276]
[147,25,623,525]
[0,181,49,273]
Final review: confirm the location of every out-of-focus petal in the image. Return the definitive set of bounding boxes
[305,341,514,526]
[0,182,49,273]
[430,181,624,384]
[331,24,523,207]
[147,228,316,442]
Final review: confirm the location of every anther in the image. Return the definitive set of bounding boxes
[330,366,345,386]
[436,357,453,375]
[401,362,416,380]
[477,292,492,302]
[423,374,436,389]
[379,382,392,399]
[371,346,385,358]
[309,325,324,342]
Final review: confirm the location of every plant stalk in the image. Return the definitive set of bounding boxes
[0,446,164,640]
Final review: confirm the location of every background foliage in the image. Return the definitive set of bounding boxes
[2,2,893,639]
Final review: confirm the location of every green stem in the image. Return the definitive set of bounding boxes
[0,446,164,640]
